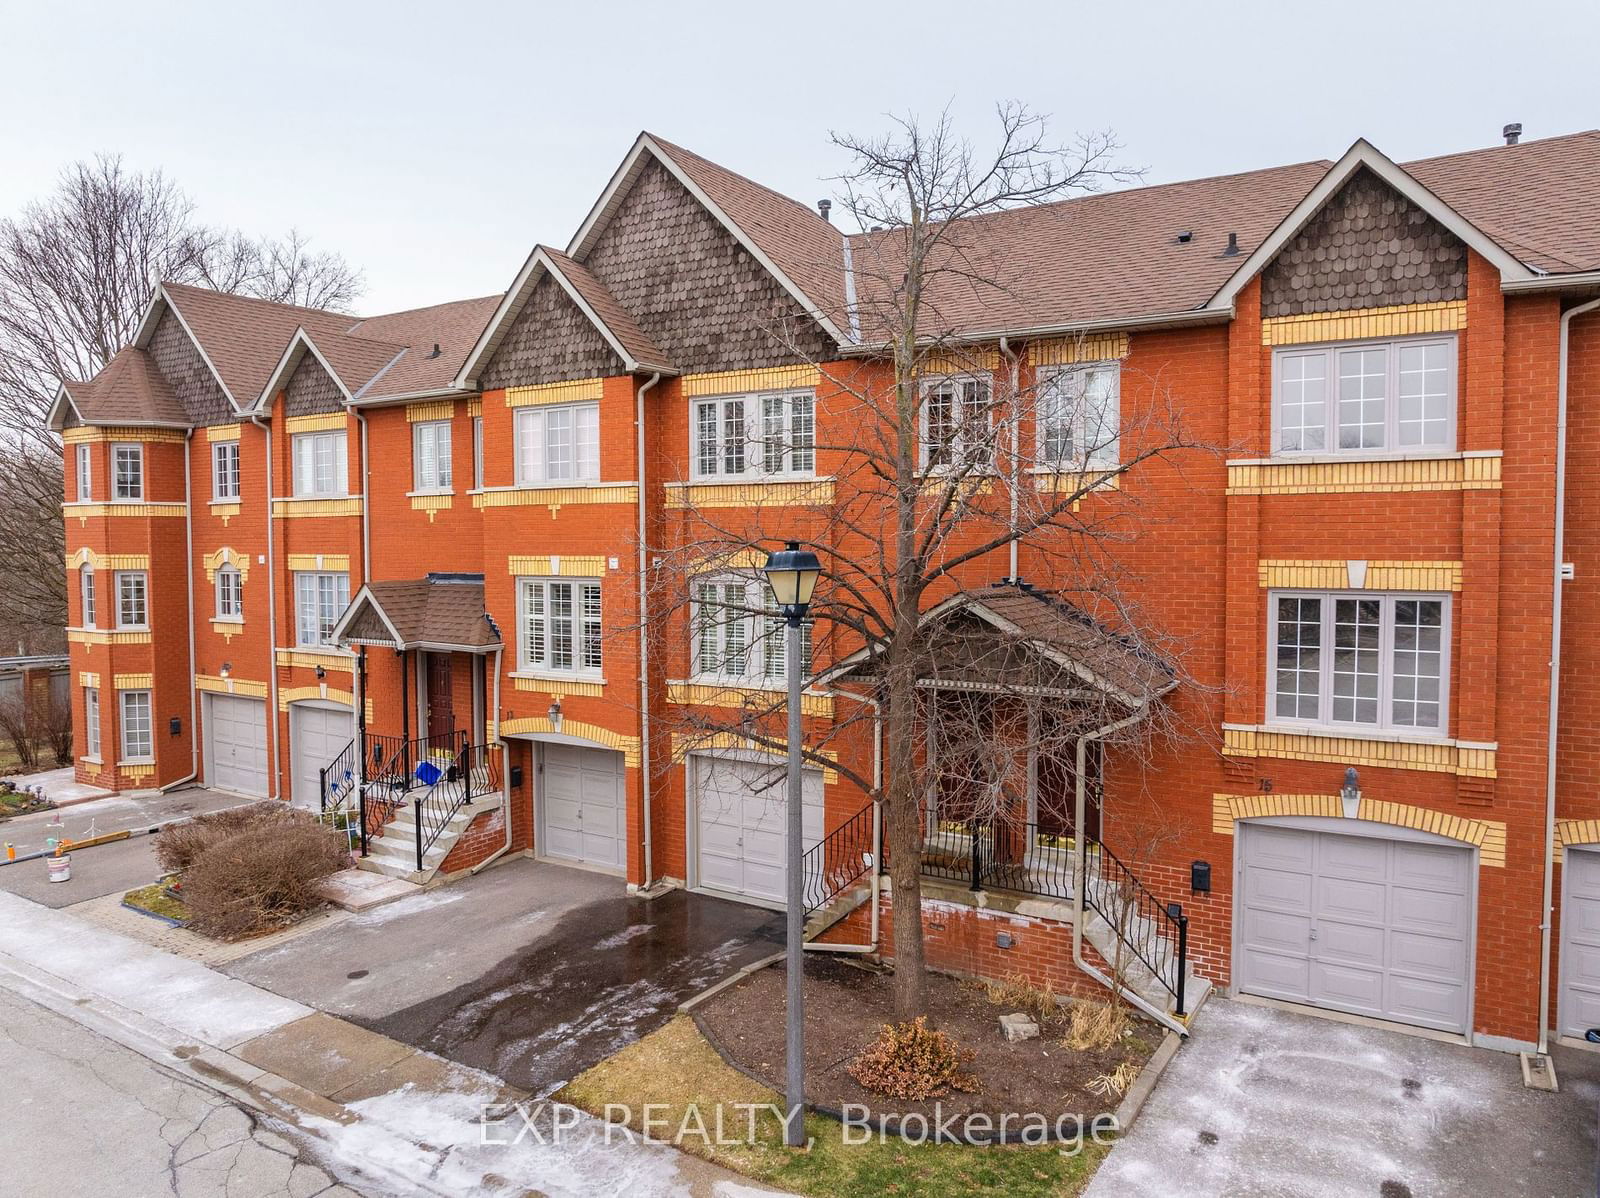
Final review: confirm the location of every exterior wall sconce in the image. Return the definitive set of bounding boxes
[219,662,232,679]
[547,697,563,733]
[1340,766,1361,819]
[315,665,326,681]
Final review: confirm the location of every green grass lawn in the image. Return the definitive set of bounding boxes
[122,881,191,924]
[557,1015,1108,1198]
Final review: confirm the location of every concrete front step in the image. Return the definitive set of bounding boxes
[354,795,503,885]
[803,882,873,942]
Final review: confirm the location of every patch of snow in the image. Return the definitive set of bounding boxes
[354,888,467,927]
[594,924,653,950]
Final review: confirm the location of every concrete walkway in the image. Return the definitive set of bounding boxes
[1088,996,1600,1198]
[0,889,786,1197]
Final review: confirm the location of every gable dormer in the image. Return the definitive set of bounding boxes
[145,307,232,425]
[479,273,625,391]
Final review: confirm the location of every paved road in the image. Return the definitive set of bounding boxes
[0,984,367,1198]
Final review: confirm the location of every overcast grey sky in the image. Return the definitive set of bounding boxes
[3,0,1594,315]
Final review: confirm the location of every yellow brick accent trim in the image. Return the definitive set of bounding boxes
[1227,455,1501,495]
[209,619,244,641]
[277,685,355,712]
[668,682,833,718]
[284,554,351,572]
[67,629,151,647]
[272,497,363,518]
[682,365,821,397]
[64,426,187,444]
[65,502,187,522]
[118,763,156,781]
[507,555,607,577]
[201,547,252,584]
[505,378,605,407]
[113,673,153,690]
[209,501,241,525]
[78,672,99,688]
[664,479,836,510]
[510,677,606,697]
[1212,792,1506,866]
[274,649,356,673]
[1261,301,1468,347]
[1223,727,1496,778]
[1030,333,1131,365]
[1032,470,1121,495]
[405,400,455,423]
[1257,559,1462,592]
[196,675,269,699]
[500,717,640,766]
[206,424,242,442]
[672,732,840,784]
[1555,818,1600,864]
[66,548,151,572]
[472,485,638,514]
[467,399,483,418]
[409,494,453,521]
[918,350,1000,376]
[283,413,348,433]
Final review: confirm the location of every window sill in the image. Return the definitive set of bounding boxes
[406,488,455,498]
[209,497,242,506]
[115,625,150,634]
[80,755,102,766]
[683,474,825,487]
[1246,722,1453,747]
[1230,449,1494,467]
[212,616,244,627]
[510,670,607,686]
[501,479,610,492]
[117,758,154,768]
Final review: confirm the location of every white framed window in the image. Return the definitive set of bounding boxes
[1274,336,1456,455]
[1268,591,1449,735]
[691,575,812,684]
[412,420,453,492]
[112,443,143,500]
[294,572,350,647]
[472,416,484,489]
[84,686,100,759]
[518,578,603,677]
[291,431,348,497]
[212,440,241,500]
[215,565,243,621]
[1037,362,1120,468]
[115,571,148,629]
[691,389,816,480]
[920,376,993,470]
[79,566,96,628]
[515,403,599,484]
[119,689,152,761]
[75,444,92,501]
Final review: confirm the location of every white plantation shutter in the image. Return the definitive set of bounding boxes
[577,405,599,479]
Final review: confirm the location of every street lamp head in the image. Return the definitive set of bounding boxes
[763,541,822,617]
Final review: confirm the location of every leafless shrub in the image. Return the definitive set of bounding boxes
[0,694,39,771]
[181,819,349,940]
[45,689,72,765]
[848,1015,982,1099]
[155,801,302,874]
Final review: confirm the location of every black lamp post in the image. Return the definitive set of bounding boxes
[762,540,822,1148]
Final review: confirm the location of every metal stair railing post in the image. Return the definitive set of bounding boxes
[1169,903,1189,1016]
[414,796,425,874]
[968,817,982,893]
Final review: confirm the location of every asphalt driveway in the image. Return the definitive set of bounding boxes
[1088,996,1600,1198]
[226,858,784,1096]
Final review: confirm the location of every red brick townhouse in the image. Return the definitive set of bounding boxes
[49,127,1600,1058]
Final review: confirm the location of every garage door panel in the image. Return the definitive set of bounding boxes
[540,745,624,871]
[1318,835,1388,881]
[1316,875,1386,924]
[290,704,354,808]
[1392,842,1471,893]
[1390,885,1471,936]
[1242,866,1313,913]
[693,755,824,907]
[1241,907,1311,955]
[1310,960,1385,1016]
[1386,975,1468,1032]
[1314,919,1386,969]
[1237,950,1310,999]
[207,695,268,797]
[1569,851,1600,899]
[1247,825,1317,869]
[1390,929,1469,980]
[1561,848,1600,1037]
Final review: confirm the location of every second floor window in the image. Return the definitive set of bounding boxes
[920,377,993,471]
[294,572,350,647]
[692,390,816,480]
[212,441,241,500]
[473,416,484,489]
[692,576,812,683]
[75,444,92,501]
[80,566,96,627]
[215,566,243,620]
[113,443,143,500]
[84,686,100,758]
[1037,363,1120,469]
[1275,336,1456,455]
[516,403,599,484]
[119,689,152,761]
[116,571,147,629]
[413,420,453,491]
[518,578,603,677]
[1270,591,1448,735]
[292,431,348,497]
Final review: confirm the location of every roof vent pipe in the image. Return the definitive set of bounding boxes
[1503,122,1523,146]
[817,199,832,222]
[1221,232,1240,257]
[427,342,442,359]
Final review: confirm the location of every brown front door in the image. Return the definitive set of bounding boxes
[425,653,454,743]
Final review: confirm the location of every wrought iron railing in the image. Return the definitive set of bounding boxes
[319,738,359,817]
[412,742,500,872]
[359,730,468,856]
[801,802,876,915]
[1080,833,1188,1016]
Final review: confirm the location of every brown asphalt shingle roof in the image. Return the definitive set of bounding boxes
[354,579,499,649]
[345,294,500,400]
[61,347,189,427]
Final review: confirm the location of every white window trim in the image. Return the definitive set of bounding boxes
[80,566,96,629]
[690,388,817,482]
[1271,334,1458,458]
[1034,361,1121,470]
[918,375,996,473]
[75,444,92,501]
[293,571,350,648]
[516,576,604,680]
[472,416,484,490]
[291,431,349,498]
[211,440,241,501]
[112,442,144,501]
[412,419,454,494]
[114,570,148,630]
[215,565,243,622]
[84,686,101,761]
[1266,589,1451,738]
[690,574,812,685]
[514,401,601,486]
[118,689,153,763]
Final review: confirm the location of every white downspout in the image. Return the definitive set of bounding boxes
[1537,296,1600,1058]
[635,372,661,887]
[805,690,882,954]
[248,411,282,800]
[470,645,512,874]
[1070,703,1189,1035]
[999,335,1020,580]
[162,429,200,791]
[354,408,371,583]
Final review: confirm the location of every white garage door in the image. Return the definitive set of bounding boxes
[205,694,268,797]
[541,744,625,871]
[1237,823,1473,1034]
[694,755,823,907]
[1559,847,1600,1039]
[290,703,354,809]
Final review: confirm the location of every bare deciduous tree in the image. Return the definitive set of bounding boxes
[645,105,1217,1018]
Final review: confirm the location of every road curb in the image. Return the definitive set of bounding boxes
[677,949,784,1013]
[1110,1025,1184,1133]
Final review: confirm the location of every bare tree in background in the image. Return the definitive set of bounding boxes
[0,154,363,639]
[647,105,1215,1017]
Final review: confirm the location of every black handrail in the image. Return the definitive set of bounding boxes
[319,737,358,817]
[412,742,500,871]
[1081,833,1188,1015]
[358,730,466,857]
[802,802,876,915]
